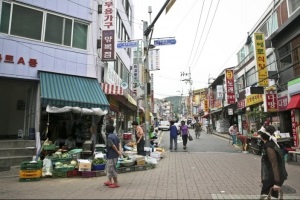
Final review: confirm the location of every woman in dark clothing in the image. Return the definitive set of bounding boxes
[258,125,288,199]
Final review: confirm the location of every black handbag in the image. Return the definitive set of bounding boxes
[188,134,193,141]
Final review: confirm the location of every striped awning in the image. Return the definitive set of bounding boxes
[101,83,124,95]
[39,71,109,110]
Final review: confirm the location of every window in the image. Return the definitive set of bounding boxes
[288,0,300,15]
[10,4,43,40]
[73,22,88,49]
[278,43,292,68]
[259,13,278,38]
[237,47,246,63]
[0,2,88,50]
[237,75,244,90]
[246,67,257,86]
[45,14,72,46]
[0,2,11,33]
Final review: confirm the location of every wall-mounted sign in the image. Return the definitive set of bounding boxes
[148,49,160,71]
[264,89,278,112]
[0,54,37,67]
[216,85,223,100]
[225,69,235,104]
[246,94,263,106]
[101,0,116,61]
[277,91,289,111]
[254,32,269,87]
[291,109,299,147]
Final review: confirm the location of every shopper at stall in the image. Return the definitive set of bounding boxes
[132,121,145,155]
[180,120,189,150]
[258,125,288,199]
[169,120,178,150]
[229,124,238,146]
[64,135,76,150]
[104,124,122,188]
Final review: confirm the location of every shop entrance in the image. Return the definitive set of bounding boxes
[0,78,37,139]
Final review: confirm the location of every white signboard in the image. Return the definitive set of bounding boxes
[103,65,122,86]
[148,49,160,71]
[216,85,223,100]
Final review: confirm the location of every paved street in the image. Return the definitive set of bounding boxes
[1,130,300,199]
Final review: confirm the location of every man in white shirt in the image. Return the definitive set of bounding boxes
[229,124,238,146]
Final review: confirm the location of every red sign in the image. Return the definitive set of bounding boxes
[0,54,37,67]
[237,99,246,109]
[225,69,235,104]
[277,95,288,111]
[265,90,278,112]
[291,109,299,147]
[101,30,115,61]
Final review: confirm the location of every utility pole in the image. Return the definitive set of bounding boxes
[143,0,171,147]
[180,68,193,118]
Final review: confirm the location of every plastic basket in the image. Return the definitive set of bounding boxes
[19,177,41,182]
[20,161,43,170]
[19,169,42,178]
[81,171,96,178]
[43,144,56,151]
[51,158,72,164]
[134,165,147,171]
[92,164,106,170]
[52,171,67,178]
[67,170,81,177]
[53,166,75,172]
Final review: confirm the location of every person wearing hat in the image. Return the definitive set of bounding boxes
[258,125,288,199]
[228,124,238,146]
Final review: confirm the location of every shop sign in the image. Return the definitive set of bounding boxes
[288,77,300,96]
[225,69,235,104]
[203,99,208,112]
[216,85,223,100]
[209,93,214,108]
[254,32,269,87]
[104,65,122,86]
[237,99,245,109]
[148,49,160,71]
[214,99,222,108]
[0,54,38,67]
[132,64,139,90]
[290,109,299,147]
[101,0,116,61]
[277,92,289,111]
[264,90,278,112]
[246,94,263,106]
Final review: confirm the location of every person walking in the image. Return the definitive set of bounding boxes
[229,124,238,146]
[194,120,202,139]
[104,124,122,188]
[204,119,209,133]
[258,125,288,199]
[169,120,178,151]
[132,121,145,155]
[180,121,189,150]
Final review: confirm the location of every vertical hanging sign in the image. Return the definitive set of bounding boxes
[225,69,235,104]
[254,33,269,87]
[148,49,160,71]
[291,109,299,147]
[101,0,116,61]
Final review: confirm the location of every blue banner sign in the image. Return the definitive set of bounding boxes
[154,39,176,46]
[117,41,138,48]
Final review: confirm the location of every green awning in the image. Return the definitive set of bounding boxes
[39,71,109,110]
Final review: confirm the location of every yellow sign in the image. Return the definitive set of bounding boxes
[254,32,269,87]
[204,99,208,112]
[226,70,233,80]
[127,94,137,106]
[246,94,263,106]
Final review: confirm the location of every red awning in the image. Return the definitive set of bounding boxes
[101,83,123,95]
[287,94,300,110]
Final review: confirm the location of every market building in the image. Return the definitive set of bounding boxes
[0,0,140,170]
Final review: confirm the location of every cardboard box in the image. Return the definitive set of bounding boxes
[77,159,91,171]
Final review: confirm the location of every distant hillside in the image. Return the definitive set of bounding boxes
[165,96,186,115]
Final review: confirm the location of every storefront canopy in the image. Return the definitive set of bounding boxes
[46,105,108,116]
[39,71,109,110]
[286,94,300,110]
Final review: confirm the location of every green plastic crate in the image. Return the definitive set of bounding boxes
[20,161,43,170]
[53,166,74,172]
[51,158,72,164]
[19,177,41,182]
[43,144,56,151]
[52,171,67,178]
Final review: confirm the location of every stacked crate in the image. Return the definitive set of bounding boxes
[19,161,43,182]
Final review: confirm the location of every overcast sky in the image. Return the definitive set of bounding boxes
[131,0,273,99]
